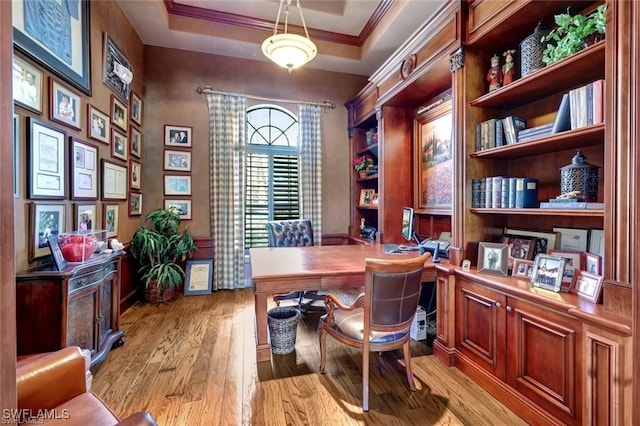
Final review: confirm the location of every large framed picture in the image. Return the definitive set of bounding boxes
[530,254,566,292]
[101,159,127,200]
[414,97,453,213]
[131,91,143,126]
[49,78,81,130]
[164,175,192,196]
[103,203,119,238]
[128,192,142,216]
[27,117,67,199]
[87,104,110,144]
[13,0,91,95]
[165,199,192,220]
[164,125,193,147]
[70,138,98,200]
[13,55,43,113]
[477,242,509,277]
[111,95,128,131]
[164,150,191,172]
[103,33,132,101]
[30,202,65,260]
[74,203,97,232]
[572,269,604,303]
[184,259,213,296]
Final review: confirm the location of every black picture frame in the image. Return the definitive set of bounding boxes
[13,0,92,95]
[103,33,132,101]
[48,235,67,271]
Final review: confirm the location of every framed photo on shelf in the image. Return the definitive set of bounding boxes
[512,259,534,278]
[70,138,98,200]
[164,175,192,196]
[164,125,192,147]
[503,227,559,257]
[414,98,453,213]
[477,242,509,277]
[27,117,67,199]
[101,159,127,200]
[548,249,583,286]
[130,126,142,158]
[588,229,604,257]
[165,199,192,220]
[530,254,566,292]
[13,0,91,95]
[111,95,128,131]
[87,104,110,144]
[30,202,65,260]
[74,203,97,232]
[573,269,604,303]
[585,252,602,275]
[103,204,119,238]
[13,55,43,113]
[131,91,143,126]
[128,192,142,216]
[553,227,589,252]
[164,150,191,172]
[49,78,81,130]
[103,33,132,101]
[47,235,67,271]
[359,189,376,206]
[129,159,141,190]
[111,129,128,161]
[184,259,213,296]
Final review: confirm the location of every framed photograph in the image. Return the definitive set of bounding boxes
[74,203,97,232]
[27,117,67,199]
[184,259,213,296]
[111,129,128,162]
[13,114,19,198]
[359,189,376,206]
[165,199,192,220]
[588,229,604,257]
[553,227,589,252]
[164,125,193,147]
[130,126,142,158]
[504,227,560,257]
[103,33,133,101]
[13,55,43,113]
[164,175,192,196]
[111,95,128,131]
[128,192,143,216]
[129,159,142,190]
[13,0,91,95]
[414,98,453,213]
[512,259,534,278]
[103,204,119,238]
[477,242,509,277]
[30,202,65,260]
[164,150,191,172]
[549,249,583,286]
[50,78,81,130]
[101,159,127,200]
[502,235,536,261]
[47,235,67,271]
[573,269,604,303]
[131,91,143,126]
[530,254,566,292]
[87,104,110,144]
[70,138,98,200]
[585,252,602,275]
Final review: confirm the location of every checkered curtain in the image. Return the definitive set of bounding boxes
[298,104,322,241]
[207,93,247,290]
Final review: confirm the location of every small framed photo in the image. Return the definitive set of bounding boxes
[553,227,589,252]
[101,159,127,200]
[359,189,376,206]
[131,91,143,126]
[502,236,536,260]
[49,78,81,130]
[164,125,192,147]
[129,159,142,190]
[512,258,534,278]
[184,259,213,296]
[87,104,110,144]
[477,242,509,277]
[548,249,584,286]
[585,252,602,275]
[530,254,566,292]
[27,117,67,199]
[48,235,67,271]
[504,228,560,257]
[164,175,192,196]
[128,192,143,216]
[103,204,119,238]
[74,203,97,232]
[588,229,604,257]
[13,55,43,114]
[573,269,604,303]
[111,95,128,131]
[164,150,192,172]
[70,138,98,200]
[130,126,142,158]
[165,199,192,220]
[111,129,128,161]
[30,202,65,260]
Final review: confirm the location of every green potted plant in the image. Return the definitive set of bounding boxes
[542,4,607,66]
[352,155,375,178]
[130,207,197,303]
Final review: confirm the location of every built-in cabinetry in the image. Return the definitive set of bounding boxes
[16,253,125,368]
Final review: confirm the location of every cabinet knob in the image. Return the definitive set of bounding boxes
[506,306,512,312]
[495,302,502,308]
[95,315,103,322]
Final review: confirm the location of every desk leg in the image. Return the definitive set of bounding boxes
[254,292,270,362]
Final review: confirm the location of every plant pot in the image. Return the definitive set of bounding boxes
[358,171,368,179]
[145,280,178,303]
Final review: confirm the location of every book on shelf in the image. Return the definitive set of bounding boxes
[539,201,604,209]
[502,116,526,144]
[484,176,493,208]
[569,80,604,129]
[515,177,539,208]
[471,176,538,209]
[517,122,554,141]
[492,176,503,208]
[552,93,571,134]
[508,177,517,208]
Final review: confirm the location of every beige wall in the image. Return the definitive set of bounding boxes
[142,46,368,237]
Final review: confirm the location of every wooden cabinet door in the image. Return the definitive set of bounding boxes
[67,286,99,353]
[455,277,506,379]
[505,297,580,425]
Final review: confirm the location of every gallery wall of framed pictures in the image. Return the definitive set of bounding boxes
[163,124,193,220]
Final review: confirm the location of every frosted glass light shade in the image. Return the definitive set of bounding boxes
[262,33,317,71]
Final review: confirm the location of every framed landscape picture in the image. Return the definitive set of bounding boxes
[87,104,110,144]
[13,55,43,113]
[164,175,192,196]
[49,78,81,130]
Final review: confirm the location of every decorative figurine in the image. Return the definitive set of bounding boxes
[502,49,516,85]
[486,54,502,92]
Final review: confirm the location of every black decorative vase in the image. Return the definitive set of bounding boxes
[560,150,600,201]
[520,21,550,77]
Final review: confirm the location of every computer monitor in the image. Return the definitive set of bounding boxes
[401,207,414,242]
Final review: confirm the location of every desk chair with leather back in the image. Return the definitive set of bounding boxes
[318,251,431,411]
[265,219,326,311]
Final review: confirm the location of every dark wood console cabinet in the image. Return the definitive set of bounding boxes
[16,253,125,368]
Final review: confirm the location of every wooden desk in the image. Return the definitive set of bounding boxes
[250,245,436,362]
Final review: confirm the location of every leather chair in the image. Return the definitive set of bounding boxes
[17,346,157,425]
[318,251,431,411]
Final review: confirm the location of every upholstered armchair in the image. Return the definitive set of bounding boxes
[318,252,431,411]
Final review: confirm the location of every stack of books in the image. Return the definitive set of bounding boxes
[539,198,605,209]
[517,122,554,142]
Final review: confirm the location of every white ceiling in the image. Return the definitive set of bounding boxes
[116,0,446,76]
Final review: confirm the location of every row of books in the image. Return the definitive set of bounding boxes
[474,116,525,151]
[471,176,538,209]
[569,79,604,129]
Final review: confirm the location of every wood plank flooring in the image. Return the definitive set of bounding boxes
[92,289,527,425]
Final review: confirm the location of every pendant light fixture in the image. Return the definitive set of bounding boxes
[262,0,317,72]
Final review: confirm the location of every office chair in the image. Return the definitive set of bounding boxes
[318,251,431,411]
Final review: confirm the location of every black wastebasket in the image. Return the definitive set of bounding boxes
[267,306,300,355]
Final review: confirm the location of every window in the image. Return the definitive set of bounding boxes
[245,105,299,248]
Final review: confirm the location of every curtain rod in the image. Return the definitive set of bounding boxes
[195,86,336,110]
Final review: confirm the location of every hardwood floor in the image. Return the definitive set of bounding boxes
[92,289,526,425]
